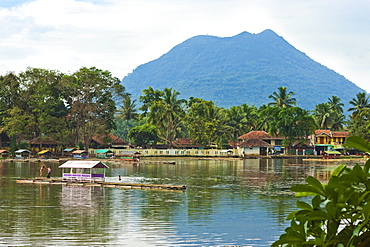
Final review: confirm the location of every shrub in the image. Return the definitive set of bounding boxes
[273,136,370,247]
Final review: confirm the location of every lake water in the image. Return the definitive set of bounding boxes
[0,158,352,246]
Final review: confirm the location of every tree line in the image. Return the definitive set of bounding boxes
[1,67,369,150]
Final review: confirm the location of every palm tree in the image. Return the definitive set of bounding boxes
[327,95,344,114]
[116,94,139,139]
[348,92,370,118]
[312,103,331,129]
[146,88,187,147]
[268,87,296,108]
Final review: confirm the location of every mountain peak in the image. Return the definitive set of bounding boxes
[122,30,364,109]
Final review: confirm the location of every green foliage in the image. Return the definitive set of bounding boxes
[273,136,370,247]
[128,124,159,148]
[312,96,346,131]
[140,87,187,147]
[268,87,296,108]
[347,108,370,140]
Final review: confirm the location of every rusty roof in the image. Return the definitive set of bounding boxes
[92,134,128,145]
[29,137,58,145]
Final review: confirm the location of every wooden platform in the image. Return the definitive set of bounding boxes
[16,178,186,191]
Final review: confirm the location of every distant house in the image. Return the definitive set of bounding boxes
[237,131,284,155]
[0,150,10,159]
[0,129,11,148]
[237,138,274,156]
[90,134,130,149]
[29,137,58,154]
[94,149,114,159]
[312,130,349,155]
[15,149,32,159]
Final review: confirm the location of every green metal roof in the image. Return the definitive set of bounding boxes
[95,149,113,154]
[324,151,341,154]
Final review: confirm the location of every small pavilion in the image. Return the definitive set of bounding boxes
[59,160,109,182]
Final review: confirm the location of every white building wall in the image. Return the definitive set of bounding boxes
[89,148,239,157]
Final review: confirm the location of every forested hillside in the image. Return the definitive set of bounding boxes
[121,29,364,109]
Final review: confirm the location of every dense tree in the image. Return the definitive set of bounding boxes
[347,108,370,140]
[0,72,21,124]
[256,105,280,132]
[128,124,159,148]
[1,68,67,140]
[268,87,296,108]
[185,98,226,148]
[141,87,187,147]
[224,104,258,142]
[61,67,125,149]
[270,107,317,148]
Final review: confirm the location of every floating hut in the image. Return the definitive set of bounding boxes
[15,149,31,159]
[322,150,342,159]
[95,149,114,159]
[118,151,141,161]
[63,148,77,157]
[38,150,54,159]
[59,160,109,182]
[72,150,89,159]
[0,150,10,159]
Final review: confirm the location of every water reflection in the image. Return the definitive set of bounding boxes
[0,158,352,246]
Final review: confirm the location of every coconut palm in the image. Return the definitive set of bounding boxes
[145,87,187,147]
[268,87,296,108]
[116,94,139,139]
[312,103,332,129]
[348,92,370,118]
[327,95,344,114]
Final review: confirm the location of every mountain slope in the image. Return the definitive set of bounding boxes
[121,29,364,109]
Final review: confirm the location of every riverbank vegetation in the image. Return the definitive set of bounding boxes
[273,136,370,246]
[1,67,369,151]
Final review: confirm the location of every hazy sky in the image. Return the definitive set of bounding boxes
[1,0,369,93]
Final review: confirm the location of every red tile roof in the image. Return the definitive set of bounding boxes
[238,131,283,140]
[238,138,273,147]
[238,131,270,140]
[314,130,349,138]
[331,131,349,138]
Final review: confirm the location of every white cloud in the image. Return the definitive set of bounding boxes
[0,0,369,93]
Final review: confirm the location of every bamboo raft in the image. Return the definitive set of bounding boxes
[16,178,186,191]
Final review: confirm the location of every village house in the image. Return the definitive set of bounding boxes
[29,137,58,154]
[312,130,349,155]
[237,131,284,156]
[238,138,273,156]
